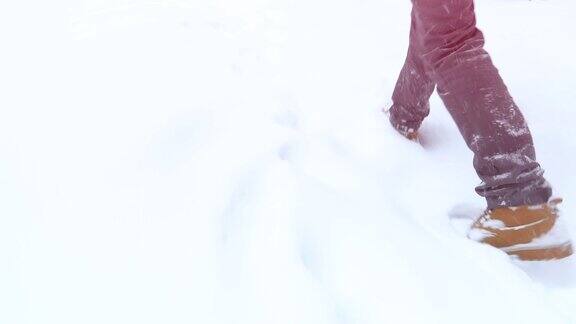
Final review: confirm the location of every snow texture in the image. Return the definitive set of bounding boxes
[1,0,576,323]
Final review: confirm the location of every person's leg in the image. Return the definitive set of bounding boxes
[411,0,551,209]
[389,9,436,137]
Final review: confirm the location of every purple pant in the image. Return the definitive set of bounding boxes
[389,0,552,209]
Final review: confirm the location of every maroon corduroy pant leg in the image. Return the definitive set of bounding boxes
[389,0,552,209]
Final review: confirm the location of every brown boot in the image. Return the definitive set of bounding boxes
[395,125,418,142]
[468,199,573,261]
[384,107,419,142]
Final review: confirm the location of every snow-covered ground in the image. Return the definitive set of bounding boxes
[1,0,576,323]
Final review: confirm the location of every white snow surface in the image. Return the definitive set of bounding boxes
[1,0,576,323]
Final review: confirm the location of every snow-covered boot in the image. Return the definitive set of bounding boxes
[467,199,573,261]
[384,106,419,141]
[392,123,418,141]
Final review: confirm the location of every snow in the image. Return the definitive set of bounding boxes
[1,0,576,323]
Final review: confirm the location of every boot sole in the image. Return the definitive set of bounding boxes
[503,242,574,261]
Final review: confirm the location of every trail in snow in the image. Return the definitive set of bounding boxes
[1,0,576,323]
